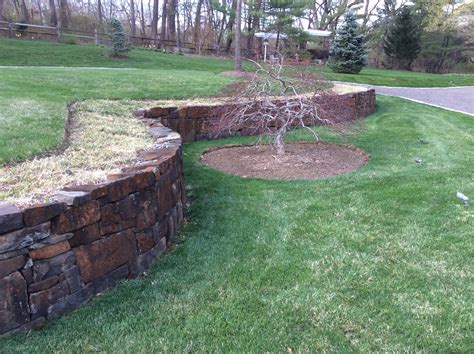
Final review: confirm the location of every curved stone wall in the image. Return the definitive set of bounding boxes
[0,87,375,336]
[142,89,376,142]
[0,124,185,336]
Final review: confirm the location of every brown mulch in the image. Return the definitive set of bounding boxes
[201,142,369,180]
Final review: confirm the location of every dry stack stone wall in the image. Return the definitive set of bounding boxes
[0,124,185,336]
[0,87,375,336]
[142,89,376,142]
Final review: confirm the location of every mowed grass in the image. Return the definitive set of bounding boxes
[0,40,233,164]
[313,66,474,87]
[1,96,472,351]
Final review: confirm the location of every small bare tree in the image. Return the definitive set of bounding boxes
[214,62,335,156]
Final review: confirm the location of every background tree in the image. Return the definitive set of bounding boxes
[383,6,421,70]
[107,17,131,57]
[328,10,367,74]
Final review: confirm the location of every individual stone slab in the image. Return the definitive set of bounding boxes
[0,203,23,234]
[28,233,73,250]
[69,223,100,247]
[29,240,71,260]
[52,191,91,207]
[64,183,110,200]
[74,229,137,283]
[32,251,76,283]
[0,223,50,254]
[51,201,100,234]
[136,231,155,254]
[29,280,69,320]
[0,271,29,334]
[22,202,67,227]
[0,255,26,279]
[0,317,45,337]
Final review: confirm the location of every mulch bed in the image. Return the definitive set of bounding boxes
[201,142,369,180]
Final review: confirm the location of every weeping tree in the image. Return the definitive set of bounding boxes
[107,18,131,58]
[213,63,338,156]
[328,10,368,74]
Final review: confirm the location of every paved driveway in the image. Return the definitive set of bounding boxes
[372,86,474,116]
[359,85,474,116]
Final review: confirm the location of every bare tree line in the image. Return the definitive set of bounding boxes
[0,0,386,53]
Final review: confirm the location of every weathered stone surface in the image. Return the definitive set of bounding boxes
[99,204,122,235]
[85,264,129,297]
[0,317,45,337]
[69,223,100,247]
[102,178,136,203]
[145,106,173,118]
[0,272,29,334]
[0,248,28,261]
[131,171,155,189]
[0,223,50,254]
[51,201,100,234]
[52,191,91,206]
[116,194,139,220]
[22,202,67,227]
[0,255,26,279]
[30,240,71,260]
[47,288,92,320]
[29,280,69,319]
[32,251,76,283]
[64,183,110,200]
[136,232,155,254]
[0,203,23,235]
[28,233,73,250]
[74,229,137,283]
[129,245,161,278]
[28,275,60,293]
[63,266,82,293]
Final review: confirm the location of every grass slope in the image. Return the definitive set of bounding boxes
[0,52,232,164]
[1,96,472,351]
[315,66,474,87]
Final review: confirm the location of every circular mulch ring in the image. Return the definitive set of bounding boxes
[201,142,369,180]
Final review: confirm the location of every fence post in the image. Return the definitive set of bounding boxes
[94,28,99,45]
[8,20,13,38]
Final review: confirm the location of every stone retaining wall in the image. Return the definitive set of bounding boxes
[142,89,376,142]
[0,124,185,336]
[0,87,375,336]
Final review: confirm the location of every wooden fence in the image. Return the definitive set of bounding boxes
[0,20,217,54]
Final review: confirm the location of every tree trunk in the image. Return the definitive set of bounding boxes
[130,0,137,37]
[175,0,181,52]
[0,0,5,21]
[58,0,69,29]
[160,0,167,49]
[225,0,237,53]
[18,0,30,22]
[36,0,44,24]
[140,0,146,37]
[49,0,57,26]
[234,0,241,70]
[98,0,103,25]
[167,0,176,43]
[151,0,159,46]
[193,0,204,52]
[275,126,286,156]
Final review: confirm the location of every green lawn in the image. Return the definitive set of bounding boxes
[1,38,473,164]
[314,66,474,87]
[0,40,233,164]
[1,96,472,351]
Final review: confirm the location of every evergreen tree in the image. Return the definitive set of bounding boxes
[383,6,421,70]
[107,18,131,58]
[328,11,367,74]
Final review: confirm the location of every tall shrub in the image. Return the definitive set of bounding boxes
[328,11,367,74]
[383,6,421,70]
[107,18,131,58]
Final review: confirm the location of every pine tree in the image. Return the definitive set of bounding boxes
[328,11,367,74]
[107,18,131,58]
[383,6,421,70]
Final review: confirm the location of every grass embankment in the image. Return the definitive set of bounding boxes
[0,39,233,164]
[0,38,473,164]
[1,96,472,351]
[0,100,154,206]
[315,66,474,87]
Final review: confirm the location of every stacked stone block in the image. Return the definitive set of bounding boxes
[0,125,185,336]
